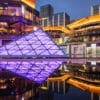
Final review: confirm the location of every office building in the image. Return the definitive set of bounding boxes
[40,11,70,45]
[41,12,70,27]
[40,4,54,18]
[91,5,100,15]
[40,4,70,45]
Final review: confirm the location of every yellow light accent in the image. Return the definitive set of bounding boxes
[41,17,48,20]
[40,86,48,90]
[48,73,100,93]
[43,15,100,35]
[43,26,70,34]
[68,15,100,29]
[21,0,35,8]
[22,5,25,14]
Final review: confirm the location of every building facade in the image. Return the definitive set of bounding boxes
[0,0,39,34]
[40,12,70,45]
[66,15,100,67]
[40,4,70,46]
[91,5,100,15]
[41,12,70,27]
[40,4,54,18]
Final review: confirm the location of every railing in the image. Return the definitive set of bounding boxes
[43,26,70,34]
[46,71,100,94]
[0,15,32,25]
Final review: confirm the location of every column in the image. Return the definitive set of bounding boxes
[99,6,100,14]
[0,39,2,46]
[69,44,72,58]
[52,82,55,91]
[52,16,54,26]
[91,92,93,100]
[63,12,66,27]
[57,81,60,93]
[91,93,100,100]
[47,81,49,89]
[58,14,60,26]
[63,81,66,94]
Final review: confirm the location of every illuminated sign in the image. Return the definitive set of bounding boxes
[21,0,35,8]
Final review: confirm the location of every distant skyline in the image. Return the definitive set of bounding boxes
[36,0,100,20]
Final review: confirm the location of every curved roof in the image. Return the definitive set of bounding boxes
[43,15,100,34]
[43,26,70,34]
[21,0,35,8]
[68,15,100,29]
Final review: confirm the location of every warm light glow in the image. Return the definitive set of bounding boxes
[68,15,100,29]
[0,29,65,84]
[91,43,96,48]
[22,5,25,14]
[43,26,70,34]
[21,0,35,8]
[33,26,38,31]
[43,15,100,35]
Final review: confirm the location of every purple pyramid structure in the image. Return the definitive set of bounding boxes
[0,29,66,84]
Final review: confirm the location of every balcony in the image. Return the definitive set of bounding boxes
[0,15,32,25]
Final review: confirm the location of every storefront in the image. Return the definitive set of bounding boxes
[86,42,100,58]
[0,0,39,34]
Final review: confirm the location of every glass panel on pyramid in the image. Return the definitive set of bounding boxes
[0,29,65,57]
[0,60,64,84]
[0,29,66,84]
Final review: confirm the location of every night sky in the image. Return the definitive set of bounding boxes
[36,0,100,20]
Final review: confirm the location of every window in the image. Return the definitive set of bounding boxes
[0,7,3,15]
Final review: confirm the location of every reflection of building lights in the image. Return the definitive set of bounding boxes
[33,26,38,31]
[0,22,8,26]
[91,43,96,48]
[22,97,24,100]
[92,67,96,72]
[91,61,96,65]
[22,5,25,15]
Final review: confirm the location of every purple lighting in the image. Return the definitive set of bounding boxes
[0,29,65,57]
[0,60,64,84]
[0,29,66,84]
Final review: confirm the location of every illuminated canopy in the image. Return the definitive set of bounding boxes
[0,29,65,84]
[21,0,35,8]
[67,15,100,29]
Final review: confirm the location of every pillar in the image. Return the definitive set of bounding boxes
[91,92,93,100]
[91,93,100,100]
[52,82,55,91]
[47,81,49,89]
[57,81,60,93]
[63,81,66,94]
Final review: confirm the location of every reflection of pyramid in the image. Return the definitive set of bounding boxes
[0,29,66,84]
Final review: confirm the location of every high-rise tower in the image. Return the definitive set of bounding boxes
[91,5,100,15]
[40,4,54,18]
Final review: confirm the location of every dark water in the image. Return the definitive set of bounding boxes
[54,86,91,100]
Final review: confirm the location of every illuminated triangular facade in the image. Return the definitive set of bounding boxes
[0,29,66,84]
[0,29,64,58]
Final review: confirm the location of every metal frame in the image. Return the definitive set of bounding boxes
[0,29,66,84]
